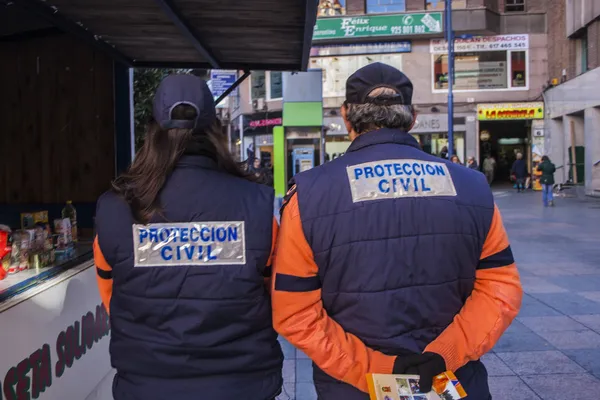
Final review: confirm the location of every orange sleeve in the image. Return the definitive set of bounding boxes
[264,218,278,288]
[425,205,523,372]
[93,236,113,314]
[272,194,395,393]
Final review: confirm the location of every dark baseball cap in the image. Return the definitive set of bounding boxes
[153,74,216,130]
[345,62,413,105]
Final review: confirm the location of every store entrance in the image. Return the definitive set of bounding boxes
[479,121,530,185]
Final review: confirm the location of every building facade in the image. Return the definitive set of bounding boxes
[227,0,549,185]
[544,0,600,197]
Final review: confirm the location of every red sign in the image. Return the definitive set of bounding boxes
[249,118,282,128]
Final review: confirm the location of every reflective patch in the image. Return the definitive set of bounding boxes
[346,159,457,203]
[132,222,246,267]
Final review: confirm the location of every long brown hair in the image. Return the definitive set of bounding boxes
[112,104,250,223]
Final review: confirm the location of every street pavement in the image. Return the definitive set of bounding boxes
[277,188,600,400]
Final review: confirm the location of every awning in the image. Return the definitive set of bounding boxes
[2,0,318,71]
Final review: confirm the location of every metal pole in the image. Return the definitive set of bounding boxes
[446,0,454,157]
[239,115,245,161]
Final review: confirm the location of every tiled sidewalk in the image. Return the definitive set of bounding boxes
[277,190,600,399]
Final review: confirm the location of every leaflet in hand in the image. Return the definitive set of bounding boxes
[366,371,466,400]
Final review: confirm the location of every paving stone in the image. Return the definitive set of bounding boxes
[564,349,600,376]
[296,349,310,359]
[531,293,600,315]
[295,383,317,400]
[517,316,587,332]
[296,359,314,383]
[520,277,569,293]
[536,329,600,350]
[572,315,600,333]
[277,382,295,400]
[579,292,600,303]
[488,376,541,400]
[504,319,534,334]
[283,359,296,383]
[481,353,515,376]
[496,351,586,375]
[548,275,600,292]
[517,294,564,317]
[493,332,554,352]
[521,374,600,400]
[278,337,296,359]
[525,267,578,277]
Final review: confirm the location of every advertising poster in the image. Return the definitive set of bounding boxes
[314,13,443,40]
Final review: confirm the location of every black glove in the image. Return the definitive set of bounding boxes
[393,352,446,393]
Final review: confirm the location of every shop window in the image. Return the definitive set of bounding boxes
[310,53,403,98]
[268,72,283,100]
[581,33,589,74]
[318,0,346,16]
[412,133,466,164]
[250,71,266,100]
[426,0,467,10]
[366,0,406,14]
[433,48,528,91]
[434,51,509,90]
[511,51,527,87]
[505,0,525,12]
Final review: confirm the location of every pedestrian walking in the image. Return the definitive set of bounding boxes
[440,146,448,159]
[483,154,496,185]
[537,155,557,207]
[450,154,462,164]
[467,156,479,171]
[272,63,522,400]
[94,75,283,400]
[511,152,528,192]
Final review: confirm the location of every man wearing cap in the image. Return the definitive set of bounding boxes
[272,63,522,399]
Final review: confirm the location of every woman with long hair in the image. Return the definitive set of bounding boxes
[93,75,283,400]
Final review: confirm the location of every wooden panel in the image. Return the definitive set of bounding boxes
[41,0,309,68]
[0,34,115,205]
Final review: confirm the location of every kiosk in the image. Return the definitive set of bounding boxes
[0,1,317,398]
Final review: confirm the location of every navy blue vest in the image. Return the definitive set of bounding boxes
[95,156,282,400]
[294,129,494,399]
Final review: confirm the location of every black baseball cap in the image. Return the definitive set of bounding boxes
[153,74,216,130]
[345,62,413,105]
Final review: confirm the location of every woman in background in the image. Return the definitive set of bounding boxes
[537,155,557,206]
[511,152,528,193]
[467,156,479,170]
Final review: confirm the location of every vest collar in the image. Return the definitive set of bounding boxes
[346,128,421,153]
[176,155,218,170]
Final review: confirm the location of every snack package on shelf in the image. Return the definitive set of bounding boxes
[8,231,22,274]
[0,228,11,280]
[54,218,72,251]
[19,230,33,271]
[367,371,466,400]
[21,211,48,230]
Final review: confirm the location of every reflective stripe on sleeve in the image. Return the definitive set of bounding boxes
[275,273,321,292]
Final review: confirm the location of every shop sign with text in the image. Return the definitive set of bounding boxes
[0,265,112,400]
[310,41,412,57]
[314,13,443,40]
[430,34,529,53]
[477,102,544,120]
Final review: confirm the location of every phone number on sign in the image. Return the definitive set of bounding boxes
[432,42,527,53]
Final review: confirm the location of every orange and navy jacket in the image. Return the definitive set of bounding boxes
[272,129,523,398]
[94,155,283,400]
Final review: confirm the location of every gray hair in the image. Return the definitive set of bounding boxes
[345,87,414,134]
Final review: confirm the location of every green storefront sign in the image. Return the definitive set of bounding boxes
[313,13,443,40]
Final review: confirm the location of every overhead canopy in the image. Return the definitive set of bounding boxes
[1,0,318,71]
